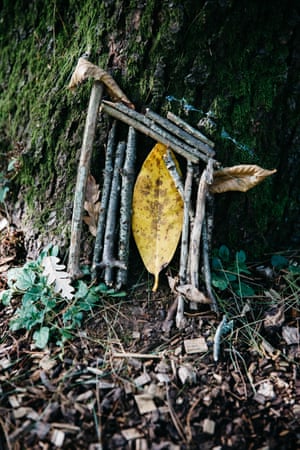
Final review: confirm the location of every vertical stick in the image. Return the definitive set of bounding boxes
[176,161,194,328]
[189,168,208,289]
[103,141,126,285]
[68,81,103,278]
[202,217,218,313]
[116,127,137,288]
[92,122,116,279]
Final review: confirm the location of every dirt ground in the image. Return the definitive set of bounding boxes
[0,229,300,449]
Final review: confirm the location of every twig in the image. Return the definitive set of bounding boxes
[101,141,126,285]
[163,148,184,198]
[68,81,103,278]
[92,122,116,279]
[116,127,137,288]
[147,108,215,157]
[176,161,194,328]
[167,111,215,148]
[213,315,233,362]
[166,385,187,442]
[202,218,218,313]
[101,101,208,164]
[189,159,214,292]
[189,168,208,289]
[112,352,162,359]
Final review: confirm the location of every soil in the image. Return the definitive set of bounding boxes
[0,231,299,450]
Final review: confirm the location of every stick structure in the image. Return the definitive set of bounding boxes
[163,149,184,198]
[68,81,103,278]
[116,127,137,288]
[101,101,212,164]
[167,111,215,148]
[147,108,215,157]
[92,122,116,279]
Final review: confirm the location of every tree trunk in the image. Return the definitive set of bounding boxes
[0,0,299,261]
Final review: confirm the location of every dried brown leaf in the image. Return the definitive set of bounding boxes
[176,284,211,304]
[83,174,101,237]
[210,164,277,193]
[68,57,134,107]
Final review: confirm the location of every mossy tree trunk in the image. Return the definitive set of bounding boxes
[0,0,299,260]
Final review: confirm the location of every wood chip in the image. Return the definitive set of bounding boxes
[202,418,215,434]
[134,394,157,414]
[134,372,151,387]
[184,337,208,354]
[121,427,143,440]
[51,429,65,447]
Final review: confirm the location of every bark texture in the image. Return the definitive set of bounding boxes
[0,0,299,258]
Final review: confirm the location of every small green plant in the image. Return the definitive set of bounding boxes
[211,244,255,297]
[0,245,126,349]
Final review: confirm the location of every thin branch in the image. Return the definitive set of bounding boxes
[101,101,211,164]
[92,122,116,279]
[189,168,208,289]
[163,148,184,198]
[176,161,194,328]
[101,141,126,285]
[147,108,215,157]
[202,218,218,313]
[167,111,215,148]
[116,127,137,288]
[68,81,103,279]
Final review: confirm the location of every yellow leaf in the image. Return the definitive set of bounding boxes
[132,143,184,291]
[210,164,277,193]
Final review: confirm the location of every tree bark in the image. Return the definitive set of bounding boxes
[0,0,299,261]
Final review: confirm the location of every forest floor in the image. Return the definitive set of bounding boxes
[0,232,299,449]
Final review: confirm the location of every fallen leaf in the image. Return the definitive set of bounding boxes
[42,256,75,300]
[210,164,277,193]
[68,57,133,108]
[83,174,101,236]
[132,143,184,291]
[176,284,211,304]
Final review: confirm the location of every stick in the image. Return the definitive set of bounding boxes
[167,111,215,148]
[202,218,218,313]
[176,161,194,328]
[163,149,184,198]
[68,81,103,278]
[147,108,215,157]
[101,101,204,164]
[189,168,208,289]
[116,127,137,288]
[92,122,116,279]
[101,141,126,285]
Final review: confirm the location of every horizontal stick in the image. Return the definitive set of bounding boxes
[167,111,215,148]
[112,352,162,359]
[101,101,202,164]
[147,108,215,157]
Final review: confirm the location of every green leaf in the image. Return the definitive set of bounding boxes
[234,281,255,297]
[94,282,109,293]
[0,289,13,306]
[271,254,289,270]
[7,267,36,290]
[212,274,229,291]
[33,327,50,349]
[218,245,230,263]
[236,250,246,264]
[0,186,9,203]
[75,280,89,299]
